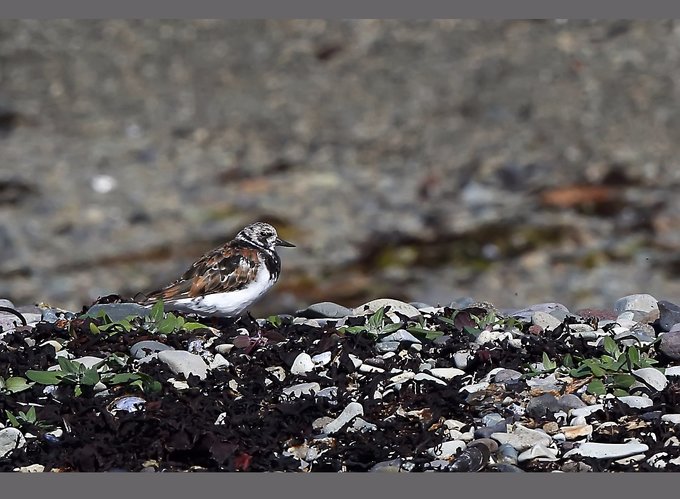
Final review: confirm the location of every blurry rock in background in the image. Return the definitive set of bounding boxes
[2,19,680,314]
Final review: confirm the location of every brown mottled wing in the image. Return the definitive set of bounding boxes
[144,243,261,302]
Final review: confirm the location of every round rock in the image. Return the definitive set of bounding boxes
[130,340,174,360]
[290,352,314,375]
[660,331,680,360]
[0,428,26,458]
[658,300,680,331]
[157,350,209,380]
[614,294,659,317]
[526,394,562,420]
[295,302,352,319]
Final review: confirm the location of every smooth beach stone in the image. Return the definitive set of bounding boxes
[614,294,659,316]
[495,443,519,465]
[532,311,562,331]
[351,299,421,320]
[369,459,405,472]
[380,329,421,344]
[564,440,649,460]
[323,402,364,434]
[157,350,209,380]
[658,300,680,331]
[558,394,587,412]
[631,367,668,392]
[290,352,314,375]
[660,331,680,360]
[491,424,551,452]
[526,394,562,419]
[427,367,466,380]
[295,302,353,319]
[518,443,558,462]
[494,369,522,383]
[511,303,570,322]
[0,428,26,458]
[130,340,174,360]
[615,395,653,409]
[85,303,150,321]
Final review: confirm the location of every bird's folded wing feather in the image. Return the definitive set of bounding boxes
[144,244,261,302]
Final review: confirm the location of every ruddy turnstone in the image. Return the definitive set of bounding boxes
[139,222,294,317]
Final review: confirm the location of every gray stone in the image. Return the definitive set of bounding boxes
[474,421,507,439]
[660,331,680,360]
[564,440,649,460]
[449,297,476,309]
[380,329,421,344]
[481,413,504,427]
[352,299,420,320]
[495,443,518,465]
[376,341,400,353]
[631,367,668,392]
[0,299,15,308]
[511,303,570,322]
[518,443,558,462]
[558,394,587,412]
[295,302,352,319]
[0,428,26,458]
[494,369,522,383]
[665,366,680,377]
[491,424,552,451]
[130,340,174,360]
[614,294,659,317]
[658,300,680,331]
[615,395,653,409]
[532,311,562,331]
[369,459,404,472]
[570,404,604,419]
[526,394,562,419]
[157,350,209,380]
[85,303,150,321]
[323,402,364,434]
[453,351,472,369]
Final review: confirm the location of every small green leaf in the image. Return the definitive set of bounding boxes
[80,368,100,386]
[183,322,208,331]
[612,373,636,389]
[380,323,402,335]
[542,353,556,370]
[5,376,33,394]
[628,346,640,367]
[603,336,619,357]
[612,388,630,397]
[74,385,82,397]
[25,370,65,385]
[89,322,101,335]
[150,300,165,322]
[25,406,37,423]
[562,353,574,368]
[589,364,606,378]
[587,378,606,395]
[57,357,81,375]
[463,326,481,339]
[5,410,20,428]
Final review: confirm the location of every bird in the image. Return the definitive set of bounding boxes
[137,222,295,317]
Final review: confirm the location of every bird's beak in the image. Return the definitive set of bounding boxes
[275,237,295,248]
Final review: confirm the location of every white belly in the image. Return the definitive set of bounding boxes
[167,267,274,317]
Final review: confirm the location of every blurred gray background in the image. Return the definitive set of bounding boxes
[3,19,680,315]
